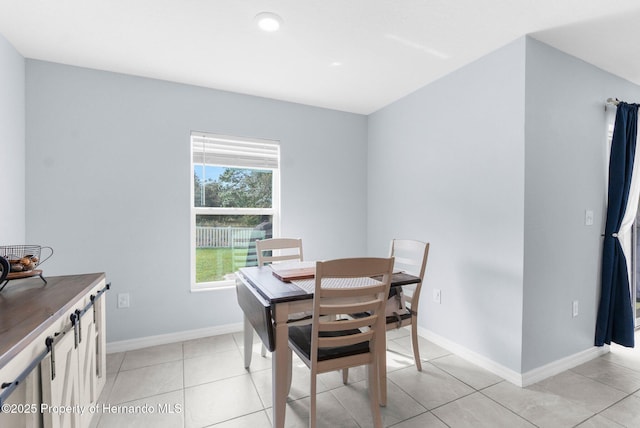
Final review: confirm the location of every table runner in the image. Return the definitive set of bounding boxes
[291,276,383,294]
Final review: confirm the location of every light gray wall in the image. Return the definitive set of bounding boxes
[522,37,640,371]
[25,60,368,342]
[0,33,25,242]
[368,38,527,372]
[368,35,640,374]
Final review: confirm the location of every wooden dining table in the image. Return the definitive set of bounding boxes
[235,264,420,428]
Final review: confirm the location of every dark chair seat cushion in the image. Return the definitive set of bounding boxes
[351,311,412,325]
[386,311,412,325]
[288,323,369,361]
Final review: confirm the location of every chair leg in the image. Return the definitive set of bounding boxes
[310,371,317,428]
[261,343,267,357]
[342,368,349,384]
[410,321,422,371]
[368,361,383,428]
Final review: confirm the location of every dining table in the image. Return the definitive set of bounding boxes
[235,264,421,428]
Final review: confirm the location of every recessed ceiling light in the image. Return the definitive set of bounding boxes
[255,12,283,32]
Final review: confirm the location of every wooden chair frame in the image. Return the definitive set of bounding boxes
[256,238,303,266]
[255,238,304,357]
[287,257,393,428]
[388,239,430,371]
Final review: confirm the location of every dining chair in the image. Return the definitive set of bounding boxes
[343,239,429,378]
[387,239,430,371]
[256,238,303,266]
[287,257,394,428]
[255,238,304,357]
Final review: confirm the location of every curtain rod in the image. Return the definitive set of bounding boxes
[605,97,620,111]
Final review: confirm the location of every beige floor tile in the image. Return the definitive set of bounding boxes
[89,373,117,428]
[319,364,368,389]
[105,352,124,374]
[574,414,626,428]
[250,359,332,408]
[390,411,449,428]
[432,392,535,427]
[183,333,237,359]
[96,372,117,405]
[603,353,640,375]
[599,395,640,427]
[184,375,263,428]
[278,392,361,428]
[183,348,248,388]
[386,326,411,340]
[212,410,272,428]
[120,342,183,371]
[96,390,184,428]
[603,337,640,372]
[483,381,594,428]
[387,363,474,410]
[96,329,640,428]
[530,370,627,413]
[571,357,640,393]
[388,334,450,363]
[431,354,503,390]
[331,377,426,427]
[108,360,183,404]
[385,345,420,373]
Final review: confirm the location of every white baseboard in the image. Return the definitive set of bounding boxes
[520,344,609,386]
[106,322,243,354]
[419,326,610,387]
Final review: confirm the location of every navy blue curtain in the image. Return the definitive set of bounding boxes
[595,102,638,347]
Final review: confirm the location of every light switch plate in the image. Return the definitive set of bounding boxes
[433,289,441,304]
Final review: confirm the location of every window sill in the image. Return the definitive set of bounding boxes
[190,279,236,293]
[190,284,235,293]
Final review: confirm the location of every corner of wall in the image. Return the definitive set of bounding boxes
[0,33,26,242]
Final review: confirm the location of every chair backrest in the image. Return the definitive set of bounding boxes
[389,239,429,309]
[310,257,394,370]
[255,238,303,266]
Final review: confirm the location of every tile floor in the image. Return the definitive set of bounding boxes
[92,328,640,428]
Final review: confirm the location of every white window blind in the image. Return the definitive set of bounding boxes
[191,132,279,169]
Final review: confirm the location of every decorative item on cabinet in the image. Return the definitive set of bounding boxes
[0,245,54,291]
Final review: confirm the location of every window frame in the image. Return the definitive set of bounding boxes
[190,132,280,291]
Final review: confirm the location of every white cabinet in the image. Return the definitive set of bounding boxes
[0,273,107,428]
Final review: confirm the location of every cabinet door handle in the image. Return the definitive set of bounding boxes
[70,313,79,349]
[46,336,56,381]
[75,309,82,344]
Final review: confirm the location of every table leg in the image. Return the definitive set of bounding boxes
[272,304,290,428]
[243,315,253,369]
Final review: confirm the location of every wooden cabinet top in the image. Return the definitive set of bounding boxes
[0,273,106,370]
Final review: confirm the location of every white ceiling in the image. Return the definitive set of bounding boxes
[1,0,640,114]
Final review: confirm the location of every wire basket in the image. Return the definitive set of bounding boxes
[0,245,54,273]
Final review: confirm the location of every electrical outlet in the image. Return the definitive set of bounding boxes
[585,210,594,226]
[118,293,130,309]
[572,300,579,317]
[433,289,441,304]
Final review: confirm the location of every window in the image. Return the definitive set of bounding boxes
[191,132,280,290]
